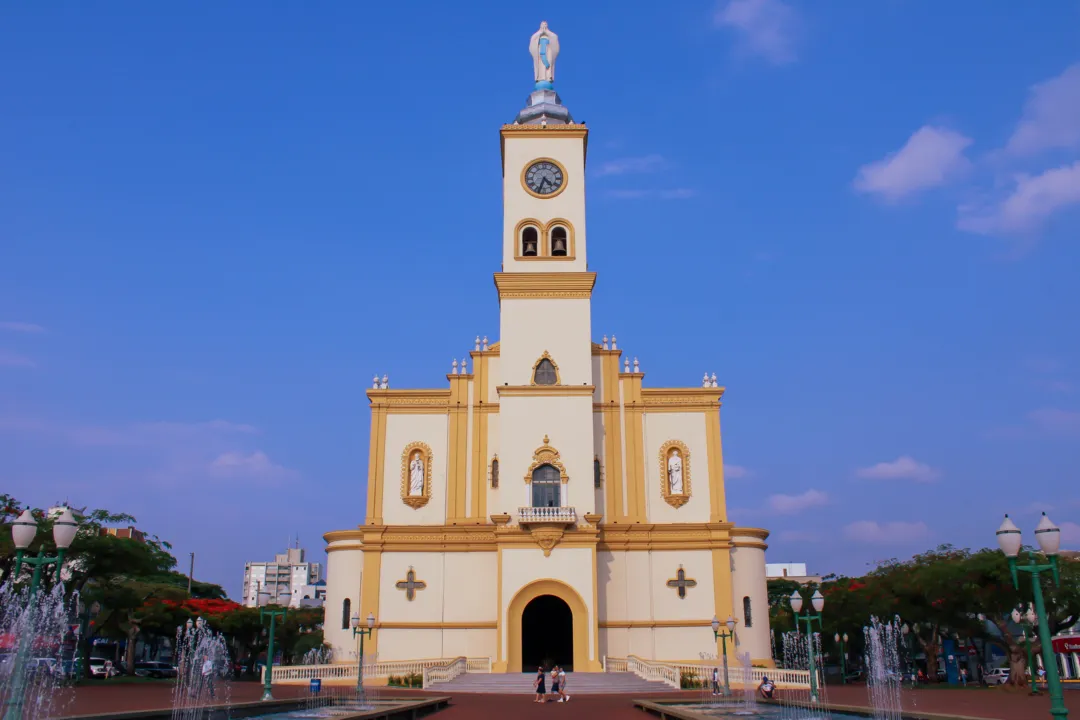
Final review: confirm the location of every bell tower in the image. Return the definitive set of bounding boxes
[495,21,597,517]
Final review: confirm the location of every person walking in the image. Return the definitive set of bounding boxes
[550,667,560,702]
[557,666,570,702]
[202,655,217,699]
[960,667,967,687]
[712,666,720,695]
[533,667,547,703]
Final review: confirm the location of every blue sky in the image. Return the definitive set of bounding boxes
[2,1,1079,598]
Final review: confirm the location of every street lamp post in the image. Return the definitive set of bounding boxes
[835,633,848,683]
[710,615,737,696]
[790,589,825,703]
[997,512,1068,720]
[259,604,287,701]
[1012,606,1039,695]
[351,612,376,698]
[4,508,78,720]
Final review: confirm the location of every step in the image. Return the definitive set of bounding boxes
[435,671,676,694]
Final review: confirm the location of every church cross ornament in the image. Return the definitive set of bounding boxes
[666,565,697,599]
[395,567,427,601]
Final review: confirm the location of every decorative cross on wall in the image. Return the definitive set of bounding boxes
[666,565,697,599]
[395,567,427,601]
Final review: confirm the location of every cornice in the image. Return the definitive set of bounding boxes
[493,272,596,300]
[367,388,451,409]
[497,385,596,397]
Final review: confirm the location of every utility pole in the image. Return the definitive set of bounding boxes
[187,552,195,596]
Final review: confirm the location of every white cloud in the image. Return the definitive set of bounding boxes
[209,450,298,482]
[1005,64,1080,156]
[855,456,940,483]
[725,464,750,479]
[854,126,973,202]
[594,154,665,177]
[1061,522,1080,549]
[776,530,820,542]
[714,0,799,65]
[766,489,828,515]
[0,322,46,334]
[1027,407,1080,436]
[843,520,930,545]
[957,161,1080,236]
[0,350,35,368]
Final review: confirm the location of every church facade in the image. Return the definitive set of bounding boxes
[323,24,772,673]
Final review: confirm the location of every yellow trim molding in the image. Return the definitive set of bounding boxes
[498,384,595,397]
[658,439,691,509]
[368,388,451,414]
[514,219,543,260]
[506,579,594,673]
[599,620,715,629]
[530,350,562,385]
[493,272,596,300]
[376,621,497,630]
[641,387,725,413]
[520,157,569,200]
[524,435,569,484]
[499,124,589,173]
[400,441,433,510]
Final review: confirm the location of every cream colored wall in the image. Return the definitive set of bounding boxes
[730,537,772,661]
[375,629,497,663]
[499,395,596,514]
[377,551,497,624]
[642,412,712,524]
[501,547,596,659]
[444,553,498,621]
[498,298,592,387]
[464,380,475,519]
[323,544,363,658]
[502,135,587,273]
[486,355,501,400]
[485,409,506,516]
[381,413,449,526]
[592,411,605,513]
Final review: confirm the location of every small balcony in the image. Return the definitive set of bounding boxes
[518,506,576,525]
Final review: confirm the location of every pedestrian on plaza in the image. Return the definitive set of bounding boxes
[960,667,967,686]
[202,655,217,699]
[534,667,547,702]
[712,666,721,695]
[557,666,570,702]
[550,667,560,701]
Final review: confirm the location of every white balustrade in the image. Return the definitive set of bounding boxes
[422,657,468,689]
[518,506,576,524]
[271,657,489,685]
[604,656,812,691]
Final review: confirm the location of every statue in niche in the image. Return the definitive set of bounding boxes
[409,451,425,496]
[667,449,684,495]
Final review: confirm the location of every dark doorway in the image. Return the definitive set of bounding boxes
[521,594,573,672]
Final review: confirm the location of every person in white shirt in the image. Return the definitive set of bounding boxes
[201,656,216,699]
[712,667,720,695]
[557,667,569,702]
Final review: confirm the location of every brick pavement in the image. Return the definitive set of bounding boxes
[62,680,1080,719]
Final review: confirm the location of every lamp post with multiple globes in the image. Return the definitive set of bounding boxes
[996,512,1068,720]
[351,612,376,697]
[1011,605,1039,695]
[835,632,849,683]
[710,615,737,696]
[790,589,825,703]
[5,508,79,720]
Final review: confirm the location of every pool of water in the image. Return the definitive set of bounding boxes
[241,701,391,719]
[668,704,873,719]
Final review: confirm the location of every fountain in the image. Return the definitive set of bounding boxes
[300,646,334,666]
[863,617,903,720]
[0,581,78,720]
[171,616,232,720]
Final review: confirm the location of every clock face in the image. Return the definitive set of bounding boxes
[524,160,565,196]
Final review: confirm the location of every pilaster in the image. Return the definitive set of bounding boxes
[446,372,472,524]
[620,370,647,523]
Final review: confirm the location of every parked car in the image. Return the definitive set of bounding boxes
[88,658,121,678]
[984,668,1010,685]
[134,661,177,679]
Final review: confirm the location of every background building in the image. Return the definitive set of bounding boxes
[242,545,323,608]
[766,563,822,585]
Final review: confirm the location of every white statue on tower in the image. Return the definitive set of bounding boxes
[667,450,684,495]
[409,452,425,496]
[529,21,560,86]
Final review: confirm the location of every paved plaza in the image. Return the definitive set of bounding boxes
[61,681,1080,719]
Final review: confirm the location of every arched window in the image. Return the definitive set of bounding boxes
[521,226,539,257]
[341,598,351,630]
[534,359,557,385]
[531,464,561,508]
[594,457,602,488]
[743,596,752,628]
[490,457,500,488]
[550,226,568,256]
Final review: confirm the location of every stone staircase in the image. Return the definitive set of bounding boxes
[435,671,676,694]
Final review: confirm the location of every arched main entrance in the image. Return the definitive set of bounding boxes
[521,594,573,671]
[505,579,595,673]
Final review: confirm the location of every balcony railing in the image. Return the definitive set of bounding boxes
[518,506,576,524]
